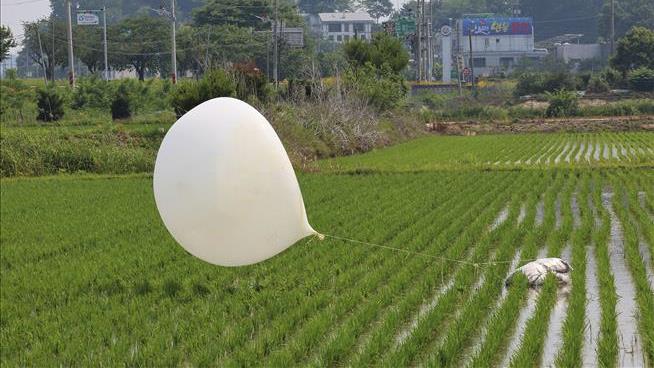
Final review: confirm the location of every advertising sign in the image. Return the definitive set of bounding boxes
[77,12,100,25]
[462,17,532,36]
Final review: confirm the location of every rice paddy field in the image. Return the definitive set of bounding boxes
[1,132,654,367]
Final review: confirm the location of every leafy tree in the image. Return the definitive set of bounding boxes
[0,25,16,62]
[599,0,654,40]
[344,32,408,74]
[519,0,602,41]
[20,19,68,81]
[611,26,654,74]
[193,0,270,29]
[343,38,372,68]
[298,0,352,14]
[110,16,171,81]
[74,25,105,74]
[363,0,393,23]
[627,67,654,91]
[193,0,300,29]
[177,24,267,77]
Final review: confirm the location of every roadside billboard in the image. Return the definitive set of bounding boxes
[462,17,532,36]
[76,12,100,26]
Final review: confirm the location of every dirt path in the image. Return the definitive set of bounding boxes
[426,115,654,135]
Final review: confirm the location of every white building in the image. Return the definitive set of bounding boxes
[455,17,547,76]
[318,12,374,43]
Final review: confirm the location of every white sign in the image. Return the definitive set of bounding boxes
[77,13,99,25]
[440,25,452,37]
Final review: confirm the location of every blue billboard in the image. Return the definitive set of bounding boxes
[462,17,533,36]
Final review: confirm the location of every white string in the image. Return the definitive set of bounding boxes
[317,233,539,267]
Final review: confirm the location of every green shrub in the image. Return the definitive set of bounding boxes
[576,72,592,91]
[627,67,654,92]
[344,62,407,111]
[601,67,625,88]
[170,69,236,117]
[111,81,134,120]
[36,85,65,122]
[232,63,271,103]
[514,72,544,96]
[0,72,35,123]
[586,75,611,93]
[542,71,577,92]
[514,71,576,96]
[545,90,579,117]
[72,75,113,110]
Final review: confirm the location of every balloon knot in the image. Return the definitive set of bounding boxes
[316,233,325,241]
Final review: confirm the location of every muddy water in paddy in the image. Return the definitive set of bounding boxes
[499,248,548,367]
[571,194,581,229]
[601,192,645,368]
[555,196,562,229]
[463,249,524,367]
[639,237,654,291]
[490,207,509,231]
[575,143,585,162]
[583,246,602,367]
[620,145,629,161]
[585,142,593,162]
[554,143,571,164]
[499,288,539,367]
[517,204,526,225]
[395,278,455,345]
[611,145,620,161]
[541,244,572,368]
[536,200,545,227]
[638,191,649,213]
[593,143,602,161]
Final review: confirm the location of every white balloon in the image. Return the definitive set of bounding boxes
[153,97,316,266]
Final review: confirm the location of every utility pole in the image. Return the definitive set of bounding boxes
[171,0,177,83]
[416,0,433,82]
[103,4,109,81]
[427,0,433,81]
[273,0,279,87]
[416,0,422,81]
[51,16,55,82]
[468,30,475,94]
[610,0,615,55]
[66,0,75,87]
[35,26,48,85]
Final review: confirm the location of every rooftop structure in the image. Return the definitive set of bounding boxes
[454,17,548,76]
[317,12,375,43]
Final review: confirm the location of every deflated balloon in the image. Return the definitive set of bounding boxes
[153,97,316,266]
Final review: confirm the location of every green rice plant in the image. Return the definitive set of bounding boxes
[261,172,525,367]
[508,275,559,367]
[590,170,619,368]
[608,174,654,363]
[555,171,593,366]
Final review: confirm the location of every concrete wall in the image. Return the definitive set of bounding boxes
[555,44,603,62]
[461,34,534,53]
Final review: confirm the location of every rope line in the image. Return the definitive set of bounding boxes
[318,233,540,267]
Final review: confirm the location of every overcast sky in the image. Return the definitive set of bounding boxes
[1,0,51,52]
[1,0,411,54]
